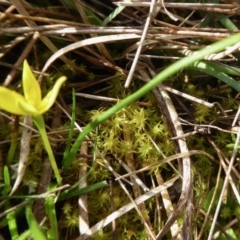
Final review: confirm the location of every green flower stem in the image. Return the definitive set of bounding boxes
[25,204,47,240]
[33,115,62,185]
[45,195,58,240]
[66,33,240,166]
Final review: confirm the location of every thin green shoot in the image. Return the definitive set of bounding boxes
[60,128,99,197]
[102,5,125,26]
[58,181,108,201]
[63,88,76,168]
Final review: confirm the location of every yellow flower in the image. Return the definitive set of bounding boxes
[0,60,67,116]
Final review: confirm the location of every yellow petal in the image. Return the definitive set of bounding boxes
[38,76,67,114]
[22,60,41,105]
[17,100,39,116]
[0,87,29,115]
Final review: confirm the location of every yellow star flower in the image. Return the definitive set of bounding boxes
[0,60,67,116]
[0,60,67,185]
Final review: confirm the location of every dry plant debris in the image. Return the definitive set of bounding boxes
[0,1,240,240]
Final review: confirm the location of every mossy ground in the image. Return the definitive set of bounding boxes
[0,1,240,239]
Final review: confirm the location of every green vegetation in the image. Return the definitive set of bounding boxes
[0,1,240,239]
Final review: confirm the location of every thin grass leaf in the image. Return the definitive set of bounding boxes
[6,123,18,166]
[189,61,240,92]
[215,13,238,30]
[0,193,55,200]
[83,6,102,25]
[61,128,99,196]
[58,181,108,201]
[102,6,125,26]
[63,88,76,168]
[205,62,240,76]
[3,165,11,194]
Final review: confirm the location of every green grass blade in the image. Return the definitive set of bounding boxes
[83,6,102,25]
[2,165,11,195]
[62,128,99,195]
[6,128,18,166]
[63,88,76,168]
[102,6,125,26]
[201,61,240,76]
[212,63,240,76]
[58,181,108,201]
[214,13,238,30]
[189,61,240,92]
